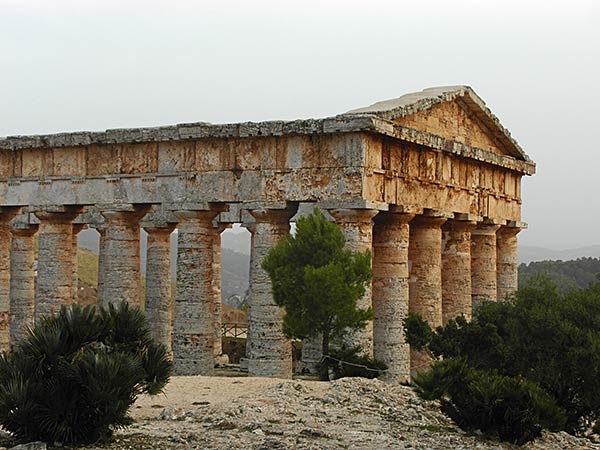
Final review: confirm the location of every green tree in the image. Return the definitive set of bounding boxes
[0,302,171,445]
[406,276,600,436]
[262,207,373,360]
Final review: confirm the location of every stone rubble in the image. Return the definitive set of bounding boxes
[72,376,599,450]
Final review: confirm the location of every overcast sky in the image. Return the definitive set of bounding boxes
[1,0,598,250]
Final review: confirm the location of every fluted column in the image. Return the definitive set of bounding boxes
[372,211,414,383]
[328,208,378,357]
[497,226,521,301]
[143,223,176,355]
[0,209,20,350]
[98,206,149,308]
[442,220,476,324]
[471,223,501,310]
[409,216,447,375]
[9,222,38,344]
[173,210,220,376]
[246,206,297,379]
[71,224,86,302]
[34,207,81,321]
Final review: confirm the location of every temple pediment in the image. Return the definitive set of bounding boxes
[346,86,529,161]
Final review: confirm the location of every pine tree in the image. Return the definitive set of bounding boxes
[262,207,372,359]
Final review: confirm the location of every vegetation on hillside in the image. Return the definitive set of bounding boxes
[405,277,600,443]
[0,302,171,445]
[519,257,600,292]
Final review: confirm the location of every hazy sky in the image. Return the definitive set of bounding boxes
[1,0,598,250]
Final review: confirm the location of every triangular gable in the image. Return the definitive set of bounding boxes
[344,86,530,161]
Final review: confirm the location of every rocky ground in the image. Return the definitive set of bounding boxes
[74,375,599,450]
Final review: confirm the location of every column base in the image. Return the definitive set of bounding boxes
[247,358,293,379]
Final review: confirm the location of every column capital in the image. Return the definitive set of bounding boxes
[373,211,415,227]
[472,223,501,236]
[174,209,222,223]
[410,215,448,228]
[328,208,379,224]
[247,203,299,224]
[443,219,477,232]
[497,225,522,238]
[99,204,152,223]
[32,206,82,223]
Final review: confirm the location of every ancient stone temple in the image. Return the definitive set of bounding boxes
[0,86,535,382]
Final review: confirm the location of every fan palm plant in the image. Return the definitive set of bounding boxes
[0,302,171,445]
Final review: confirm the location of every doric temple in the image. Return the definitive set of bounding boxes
[0,86,535,381]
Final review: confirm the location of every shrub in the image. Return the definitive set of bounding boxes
[414,358,566,445]
[405,276,600,435]
[0,302,171,445]
[318,345,387,380]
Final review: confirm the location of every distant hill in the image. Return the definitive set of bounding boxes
[519,245,600,264]
[518,257,600,292]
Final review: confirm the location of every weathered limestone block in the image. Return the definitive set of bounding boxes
[328,208,378,357]
[372,211,414,383]
[497,226,520,301]
[71,224,86,302]
[442,220,476,323]
[0,208,20,350]
[98,206,149,308]
[172,210,221,376]
[471,223,501,309]
[33,207,81,321]
[143,223,176,355]
[409,216,447,375]
[246,206,297,379]
[9,222,38,344]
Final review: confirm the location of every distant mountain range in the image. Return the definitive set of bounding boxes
[519,245,600,264]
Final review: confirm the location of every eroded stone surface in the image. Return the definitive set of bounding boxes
[497,226,520,301]
[173,210,221,376]
[372,212,413,383]
[246,207,297,379]
[442,220,476,323]
[471,224,501,310]
[409,216,446,375]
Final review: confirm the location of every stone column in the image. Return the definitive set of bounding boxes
[471,223,501,310]
[0,209,20,350]
[299,334,323,374]
[442,220,476,324]
[372,211,414,383]
[71,224,86,302]
[91,222,107,304]
[497,226,521,301]
[172,210,221,376]
[246,207,297,379]
[143,223,176,355]
[9,222,38,344]
[409,216,447,375]
[98,206,149,308]
[34,207,81,321]
[328,208,378,357]
[212,223,229,360]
